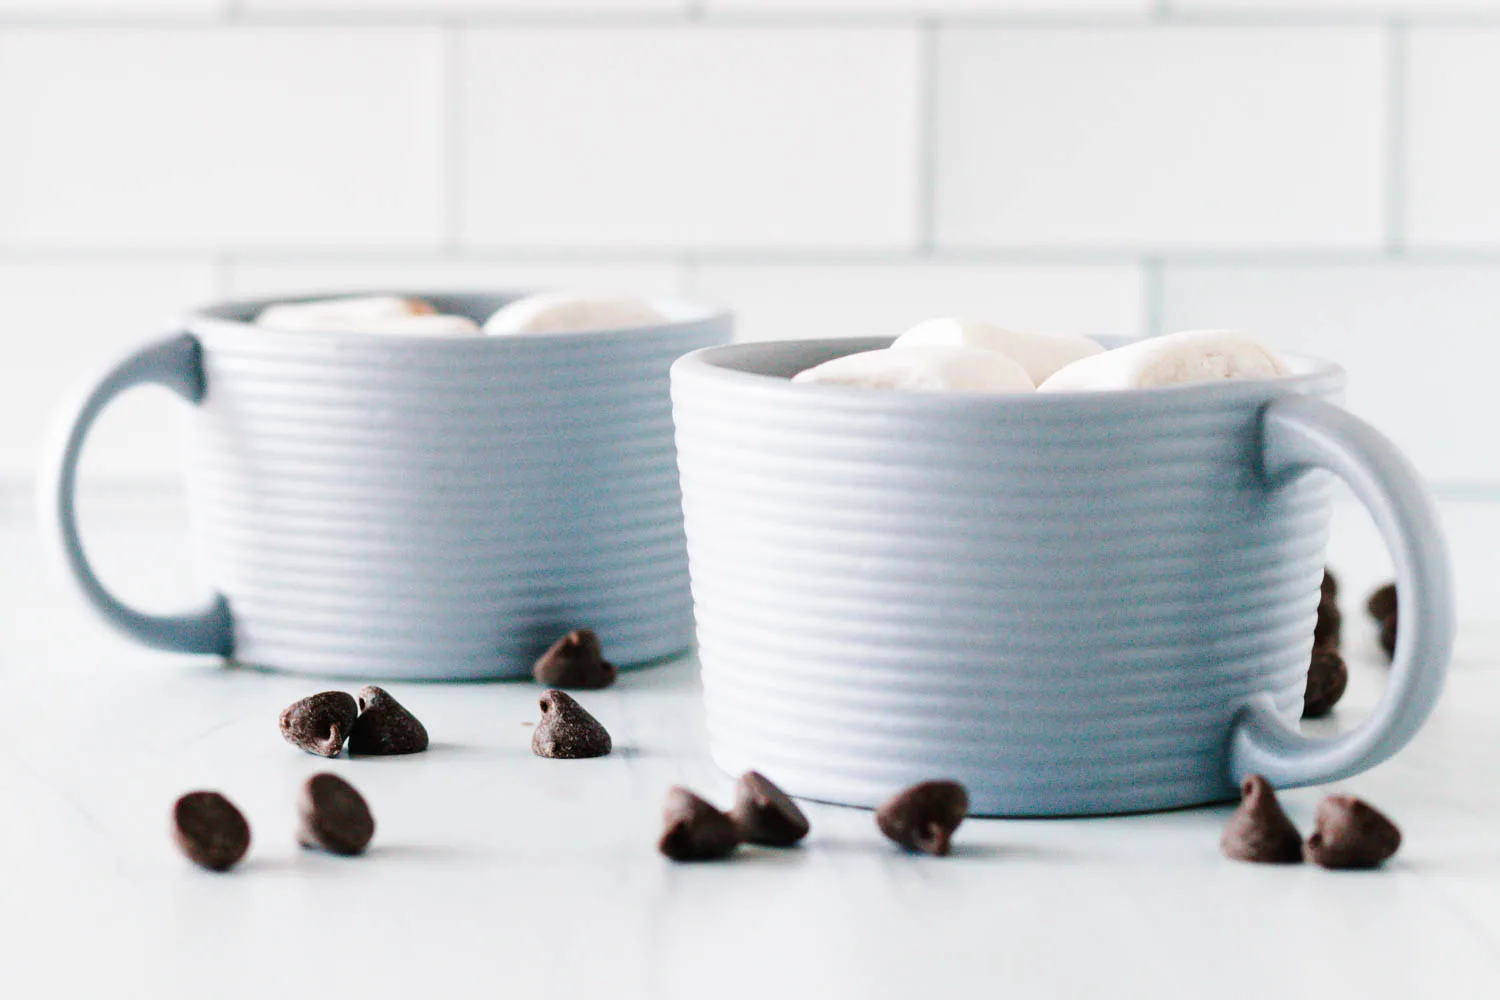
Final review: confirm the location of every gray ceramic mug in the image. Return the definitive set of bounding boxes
[42,292,732,680]
[671,337,1454,817]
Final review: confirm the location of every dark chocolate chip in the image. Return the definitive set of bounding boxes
[1367,582,1397,623]
[1314,597,1342,649]
[659,786,742,861]
[1303,648,1348,719]
[531,690,612,759]
[1321,569,1339,602]
[348,686,429,756]
[532,628,617,690]
[279,691,358,758]
[1379,613,1398,660]
[172,791,251,872]
[875,780,969,857]
[1304,795,1401,869]
[297,772,375,856]
[729,771,810,847]
[1220,775,1303,864]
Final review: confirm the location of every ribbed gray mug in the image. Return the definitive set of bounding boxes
[671,337,1454,817]
[42,292,732,680]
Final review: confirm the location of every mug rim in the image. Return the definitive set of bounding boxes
[673,335,1347,408]
[188,289,733,348]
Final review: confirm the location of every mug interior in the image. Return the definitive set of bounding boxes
[679,334,1344,403]
[193,290,730,344]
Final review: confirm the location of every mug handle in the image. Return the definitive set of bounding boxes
[38,332,234,656]
[1229,393,1454,787]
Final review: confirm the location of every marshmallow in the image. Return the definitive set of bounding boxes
[891,318,1103,384]
[483,292,666,335]
[792,346,1036,393]
[256,295,438,331]
[1038,330,1292,393]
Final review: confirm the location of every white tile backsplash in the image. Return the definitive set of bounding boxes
[0,0,223,12]
[704,1,1149,12]
[688,263,1145,343]
[0,29,445,250]
[243,0,685,11]
[457,27,921,250]
[1161,263,1500,485]
[0,259,218,480]
[1406,29,1500,248]
[1,9,1498,491]
[225,258,688,303]
[934,27,1387,250]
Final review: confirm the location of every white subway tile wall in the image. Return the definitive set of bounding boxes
[1407,29,1500,247]
[934,27,1387,249]
[0,29,447,249]
[688,263,1144,343]
[0,2,1496,493]
[458,28,921,250]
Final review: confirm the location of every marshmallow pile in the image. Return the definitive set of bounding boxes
[792,320,1292,394]
[255,292,667,337]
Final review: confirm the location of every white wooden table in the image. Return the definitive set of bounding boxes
[2,497,1498,999]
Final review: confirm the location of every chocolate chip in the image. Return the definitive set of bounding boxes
[659,786,741,861]
[531,690,612,759]
[1321,568,1339,602]
[1367,582,1397,623]
[1314,597,1342,649]
[729,771,810,847]
[875,780,969,857]
[1304,795,1401,869]
[279,691,358,758]
[1220,775,1303,864]
[297,772,375,856]
[1379,613,1398,660]
[348,686,428,756]
[532,628,617,690]
[172,791,251,872]
[1302,648,1348,719]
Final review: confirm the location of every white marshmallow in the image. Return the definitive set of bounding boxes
[324,313,481,336]
[483,292,666,335]
[256,295,437,331]
[1038,329,1292,393]
[792,346,1036,393]
[891,317,1103,384]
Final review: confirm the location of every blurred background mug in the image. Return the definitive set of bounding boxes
[672,337,1455,817]
[42,292,732,680]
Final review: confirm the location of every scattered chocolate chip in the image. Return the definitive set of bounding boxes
[279,691,358,758]
[1367,582,1397,623]
[532,628,617,690]
[297,773,375,856]
[1303,648,1348,719]
[729,771,810,847]
[875,780,969,857]
[659,786,741,861]
[172,791,251,872]
[1379,613,1398,660]
[1321,569,1339,602]
[1220,775,1303,864]
[1304,795,1401,869]
[531,690,612,759]
[348,685,429,756]
[1314,598,1342,649]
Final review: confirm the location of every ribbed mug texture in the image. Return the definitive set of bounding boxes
[672,338,1346,817]
[184,293,731,679]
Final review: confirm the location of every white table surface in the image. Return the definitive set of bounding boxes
[2,495,1499,1000]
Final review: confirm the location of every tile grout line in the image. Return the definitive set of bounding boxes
[442,23,464,255]
[1142,256,1165,338]
[1385,18,1410,257]
[23,247,1500,267]
[916,19,938,256]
